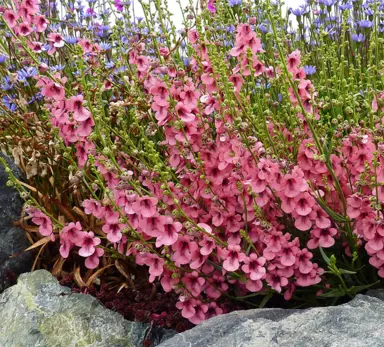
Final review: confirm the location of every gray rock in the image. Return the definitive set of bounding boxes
[0,270,175,347]
[0,153,33,292]
[159,293,384,347]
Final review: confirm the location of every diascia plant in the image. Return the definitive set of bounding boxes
[2,0,384,325]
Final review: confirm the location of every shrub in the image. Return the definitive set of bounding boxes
[1,0,384,325]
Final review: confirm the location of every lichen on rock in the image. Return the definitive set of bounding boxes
[0,270,174,347]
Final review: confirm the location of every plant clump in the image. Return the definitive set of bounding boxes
[1,0,384,328]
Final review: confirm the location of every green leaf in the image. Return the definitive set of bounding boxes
[207,260,244,280]
[236,290,270,300]
[319,288,345,298]
[338,268,357,275]
[314,198,349,222]
[259,292,273,308]
[349,281,380,295]
[319,246,331,266]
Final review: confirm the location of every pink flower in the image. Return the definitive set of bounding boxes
[223,245,245,272]
[282,172,308,198]
[189,301,208,324]
[47,33,65,48]
[190,248,208,269]
[82,199,104,218]
[59,235,73,259]
[150,79,169,106]
[182,271,206,296]
[19,0,39,16]
[246,279,263,292]
[295,268,322,287]
[41,82,65,101]
[242,253,266,280]
[132,196,158,218]
[31,211,54,238]
[313,208,331,229]
[207,0,216,14]
[187,29,199,44]
[284,283,296,300]
[263,232,284,256]
[4,10,19,28]
[206,274,228,299]
[69,95,91,121]
[307,228,337,249]
[280,195,296,214]
[161,272,179,292]
[76,116,94,137]
[155,217,181,247]
[296,248,313,274]
[294,213,313,231]
[84,248,104,269]
[78,38,92,53]
[176,297,197,319]
[294,192,315,216]
[136,253,165,282]
[205,302,223,320]
[229,74,244,93]
[61,222,84,244]
[152,101,170,125]
[172,235,198,265]
[199,236,216,256]
[139,214,165,238]
[175,102,195,123]
[280,244,297,266]
[28,41,44,53]
[346,195,363,219]
[34,15,49,32]
[135,55,150,72]
[76,140,94,168]
[102,214,125,243]
[226,214,242,233]
[366,233,384,252]
[17,22,33,36]
[78,231,101,257]
[266,271,289,292]
[287,50,301,72]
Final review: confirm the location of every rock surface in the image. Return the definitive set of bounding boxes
[0,153,33,292]
[159,291,384,347]
[0,270,175,347]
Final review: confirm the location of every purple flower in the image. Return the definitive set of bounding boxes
[303,65,316,75]
[290,5,308,16]
[0,55,7,64]
[352,33,366,42]
[1,77,14,91]
[365,8,374,16]
[259,23,269,33]
[358,20,373,28]
[226,25,235,33]
[100,42,112,50]
[340,3,352,10]
[2,96,17,112]
[105,61,115,69]
[228,0,242,6]
[319,0,337,6]
[17,67,38,85]
[50,65,65,72]
[64,36,78,44]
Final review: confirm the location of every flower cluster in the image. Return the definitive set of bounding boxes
[1,0,384,328]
